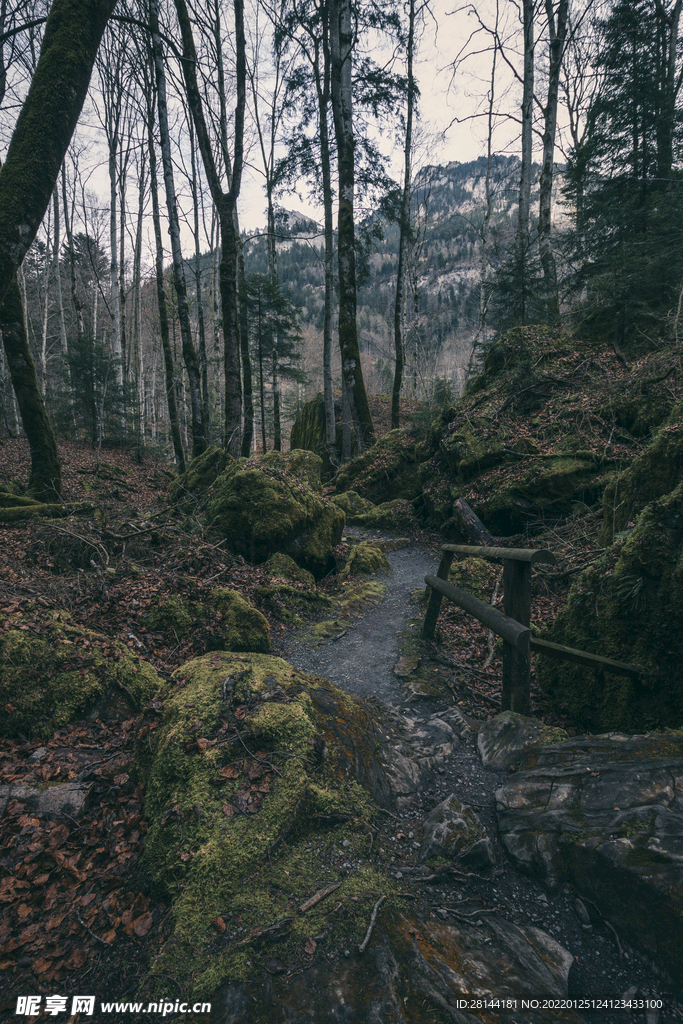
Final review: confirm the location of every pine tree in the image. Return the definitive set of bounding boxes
[563,0,683,346]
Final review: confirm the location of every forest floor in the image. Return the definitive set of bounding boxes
[0,439,678,1022]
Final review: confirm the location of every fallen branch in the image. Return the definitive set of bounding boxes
[236,916,293,946]
[300,882,341,914]
[358,896,385,953]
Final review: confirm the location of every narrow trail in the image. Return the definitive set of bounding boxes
[280,528,673,1021]
[282,528,437,705]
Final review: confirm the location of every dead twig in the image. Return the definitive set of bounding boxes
[358,896,385,953]
[76,911,109,946]
[300,882,341,914]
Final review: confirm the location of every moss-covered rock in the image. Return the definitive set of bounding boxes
[339,540,390,579]
[537,481,683,732]
[135,652,394,999]
[145,594,194,637]
[265,551,315,586]
[333,430,423,503]
[0,611,162,738]
[476,455,601,535]
[352,497,422,532]
[600,406,683,542]
[448,557,500,603]
[169,445,231,503]
[206,450,345,577]
[289,391,342,479]
[330,489,375,520]
[209,589,271,652]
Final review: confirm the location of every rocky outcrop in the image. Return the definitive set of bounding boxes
[537,480,683,733]
[420,793,495,870]
[206,450,345,577]
[213,909,580,1023]
[491,724,683,988]
[333,430,423,504]
[134,653,578,1017]
[600,405,683,542]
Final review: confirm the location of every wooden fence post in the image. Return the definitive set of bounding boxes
[501,558,532,714]
[422,549,454,640]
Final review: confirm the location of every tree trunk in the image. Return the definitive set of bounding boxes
[52,184,74,427]
[147,97,185,473]
[1,277,61,498]
[189,118,211,436]
[173,0,246,457]
[518,0,535,252]
[392,0,415,430]
[238,241,253,456]
[150,0,207,460]
[330,0,374,453]
[0,0,117,309]
[537,0,568,314]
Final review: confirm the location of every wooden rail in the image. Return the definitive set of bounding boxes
[422,541,641,715]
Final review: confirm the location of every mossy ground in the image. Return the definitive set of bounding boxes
[0,610,162,737]
[136,652,401,999]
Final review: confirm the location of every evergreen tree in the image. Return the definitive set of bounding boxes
[563,0,683,346]
[244,273,307,452]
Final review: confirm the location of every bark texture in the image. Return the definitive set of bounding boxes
[0,0,118,309]
[0,277,61,498]
[330,0,374,452]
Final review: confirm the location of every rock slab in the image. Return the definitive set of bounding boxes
[493,728,683,988]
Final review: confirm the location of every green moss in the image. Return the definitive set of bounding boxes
[333,430,423,503]
[169,445,231,503]
[339,541,390,580]
[0,612,162,738]
[265,552,315,586]
[352,498,421,532]
[145,594,194,638]
[537,481,683,733]
[206,451,345,577]
[600,406,683,542]
[209,589,271,653]
[135,652,396,999]
[289,391,342,479]
[330,490,375,520]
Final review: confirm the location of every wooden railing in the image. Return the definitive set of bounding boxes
[422,543,641,715]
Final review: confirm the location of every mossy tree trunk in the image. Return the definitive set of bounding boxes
[0,0,118,310]
[0,277,61,498]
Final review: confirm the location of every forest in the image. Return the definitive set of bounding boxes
[1,0,683,1020]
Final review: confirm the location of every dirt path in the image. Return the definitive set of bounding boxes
[280,528,674,1023]
[282,528,436,705]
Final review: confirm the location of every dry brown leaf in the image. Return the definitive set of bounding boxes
[212,916,226,934]
[304,938,316,955]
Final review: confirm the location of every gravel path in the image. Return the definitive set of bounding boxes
[281,527,437,704]
[279,528,678,1022]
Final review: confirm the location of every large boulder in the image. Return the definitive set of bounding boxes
[494,727,683,989]
[170,445,231,503]
[537,480,683,733]
[333,430,423,504]
[0,610,162,738]
[135,652,579,1019]
[206,450,345,577]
